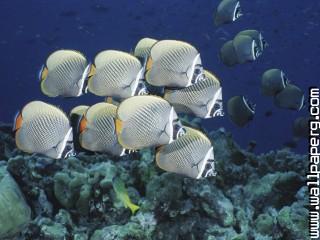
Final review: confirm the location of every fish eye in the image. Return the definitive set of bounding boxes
[194,68,202,75]
[174,124,180,132]
[210,102,222,117]
[201,159,217,178]
[213,103,220,111]
[191,64,204,84]
[173,123,186,140]
[135,82,149,96]
[62,145,75,159]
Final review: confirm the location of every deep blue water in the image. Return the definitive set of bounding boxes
[0,0,319,153]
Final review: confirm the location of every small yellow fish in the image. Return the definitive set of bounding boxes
[112,177,140,214]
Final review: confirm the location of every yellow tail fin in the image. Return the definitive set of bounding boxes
[115,118,123,135]
[146,56,153,71]
[128,203,140,215]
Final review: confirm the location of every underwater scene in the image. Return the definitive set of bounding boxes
[0,0,319,239]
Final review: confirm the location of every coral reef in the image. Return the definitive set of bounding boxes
[0,165,31,239]
[0,123,308,240]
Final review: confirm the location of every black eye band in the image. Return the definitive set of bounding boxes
[172,122,186,140]
[201,159,217,178]
[61,142,76,159]
[135,81,149,96]
[190,64,204,84]
[210,102,222,116]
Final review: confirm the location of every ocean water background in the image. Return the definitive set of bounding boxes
[0,0,318,153]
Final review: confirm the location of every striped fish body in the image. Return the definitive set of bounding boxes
[156,127,216,179]
[116,95,178,150]
[14,101,73,159]
[146,40,202,88]
[164,70,223,118]
[88,50,143,99]
[41,50,90,97]
[79,102,124,156]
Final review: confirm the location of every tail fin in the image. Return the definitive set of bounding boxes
[128,203,140,215]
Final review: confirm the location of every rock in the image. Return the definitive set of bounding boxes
[90,223,144,240]
[130,212,157,239]
[25,209,89,240]
[231,234,248,240]
[244,171,303,211]
[0,123,16,160]
[39,218,68,240]
[53,161,121,216]
[295,186,308,206]
[54,171,88,209]
[254,213,274,235]
[204,225,239,240]
[74,233,89,240]
[0,166,31,239]
[54,209,73,227]
[135,149,158,185]
[233,206,251,236]
[252,234,273,240]
[257,149,308,176]
[209,129,257,186]
[277,203,309,240]
[146,172,184,204]
[186,179,234,227]
[154,214,201,240]
[34,188,53,216]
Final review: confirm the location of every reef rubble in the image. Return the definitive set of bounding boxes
[0,122,308,240]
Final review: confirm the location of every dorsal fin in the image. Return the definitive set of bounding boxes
[13,111,23,132]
